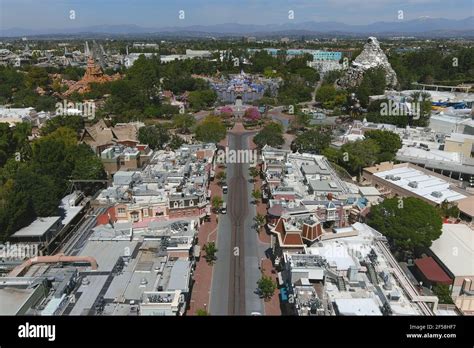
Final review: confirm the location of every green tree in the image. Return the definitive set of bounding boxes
[203,242,218,264]
[173,114,196,134]
[323,70,344,84]
[341,139,380,177]
[316,84,337,104]
[138,124,170,150]
[364,130,402,162]
[195,115,226,143]
[368,197,443,254]
[188,89,217,110]
[0,188,34,239]
[12,166,61,217]
[438,200,460,219]
[169,135,185,150]
[433,284,454,304]
[196,308,209,316]
[322,147,342,164]
[292,127,332,154]
[257,275,276,299]
[254,213,266,231]
[40,115,85,136]
[251,189,262,203]
[126,54,160,100]
[292,112,311,130]
[70,143,107,195]
[253,122,284,148]
[216,171,226,183]
[409,91,432,127]
[249,167,259,181]
[25,66,50,89]
[356,67,386,107]
[211,196,223,212]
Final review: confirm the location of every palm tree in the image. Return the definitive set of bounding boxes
[196,308,209,316]
[211,196,223,212]
[249,166,259,181]
[254,213,266,232]
[257,275,276,300]
[251,189,262,204]
[203,242,218,264]
[216,171,226,183]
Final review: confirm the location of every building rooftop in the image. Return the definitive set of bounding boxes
[458,196,474,218]
[358,186,381,196]
[12,216,61,237]
[334,298,382,316]
[430,224,474,277]
[0,287,38,315]
[415,257,452,284]
[166,259,192,292]
[373,166,466,204]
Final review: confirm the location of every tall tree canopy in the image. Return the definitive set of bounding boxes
[195,115,227,143]
[368,197,442,254]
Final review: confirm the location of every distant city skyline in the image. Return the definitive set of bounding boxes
[0,0,472,31]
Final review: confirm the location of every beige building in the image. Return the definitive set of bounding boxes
[81,119,142,155]
[429,223,474,314]
[101,144,152,175]
[362,162,467,206]
[444,133,474,158]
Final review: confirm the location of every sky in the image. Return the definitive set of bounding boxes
[0,0,472,30]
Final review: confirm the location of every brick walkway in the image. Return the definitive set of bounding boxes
[261,259,281,315]
[251,144,281,315]
[188,156,224,315]
[189,125,282,315]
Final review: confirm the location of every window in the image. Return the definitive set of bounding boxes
[174,201,178,208]
[143,209,148,217]
[118,208,126,214]
[131,212,139,222]
[189,200,194,206]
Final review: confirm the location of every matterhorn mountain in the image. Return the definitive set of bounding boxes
[338,37,398,89]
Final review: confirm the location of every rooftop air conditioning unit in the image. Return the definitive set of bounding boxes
[408,181,418,188]
[431,191,443,198]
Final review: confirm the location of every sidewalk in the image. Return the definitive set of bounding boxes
[188,155,225,315]
[251,144,281,315]
[261,259,282,315]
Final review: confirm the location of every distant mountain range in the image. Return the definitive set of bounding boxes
[1,17,473,38]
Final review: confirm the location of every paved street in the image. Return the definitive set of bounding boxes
[210,125,265,315]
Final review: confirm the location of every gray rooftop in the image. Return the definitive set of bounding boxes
[308,179,343,192]
[0,287,38,315]
[12,216,61,237]
[165,260,192,292]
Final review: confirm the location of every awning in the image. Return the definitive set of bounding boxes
[193,245,201,257]
[277,272,283,285]
[415,257,452,284]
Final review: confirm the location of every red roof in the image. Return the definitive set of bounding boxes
[415,257,452,284]
[274,194,295,201]
[96,207,116,226]
[283,233,304,246]
[268,204,284,217]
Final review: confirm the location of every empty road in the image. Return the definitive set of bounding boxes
[210,129,265,315]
